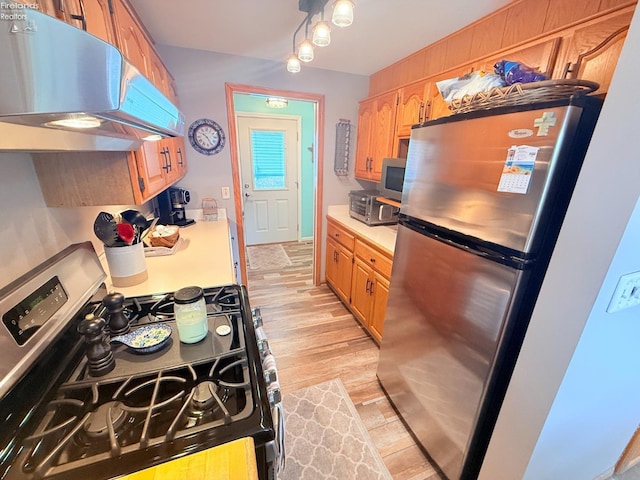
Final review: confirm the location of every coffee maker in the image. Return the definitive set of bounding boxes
[157,187,195,227]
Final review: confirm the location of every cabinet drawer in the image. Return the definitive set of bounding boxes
[327,221,355,251]
[355,240,392,278]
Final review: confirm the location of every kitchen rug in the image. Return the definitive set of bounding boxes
[281,378,393,480]
[247,244,292,270]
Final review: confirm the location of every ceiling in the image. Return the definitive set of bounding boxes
[129,0,513,76]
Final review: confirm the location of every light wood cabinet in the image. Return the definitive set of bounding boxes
[354,98,376,180]
[396,80,431,138]
[13,0,54,14]
[54,0,115,44]
[325,217,393,344]
[354,91,398,182]
[350,240,392,343]
[326,237,353,304]
[357,1,636,170]
[111,0,150,76]
[556,8,634,95]
[326,219,355,304]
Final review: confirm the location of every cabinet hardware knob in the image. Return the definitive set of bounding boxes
[370,257,375,263]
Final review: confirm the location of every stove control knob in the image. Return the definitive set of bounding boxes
[255,326,270,358]
[252,307,263,328]
[268,387,282,406]
[264,368,277,384]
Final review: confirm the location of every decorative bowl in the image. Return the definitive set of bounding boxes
[111,323,172,354]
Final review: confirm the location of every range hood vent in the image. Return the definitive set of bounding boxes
[0,7,184,152]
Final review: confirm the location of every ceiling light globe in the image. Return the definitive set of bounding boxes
[332,0,354,27]
[287,54,301,73]
[297,39,315,63]
[312,20,331,47]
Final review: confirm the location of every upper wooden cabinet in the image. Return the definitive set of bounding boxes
[111,0,150,76]
[14,0,55,15]
[53,0,116,44]
[556,8,634,95]
[354,91,398,182]
[355,2,635,171]
[396,80,430,138]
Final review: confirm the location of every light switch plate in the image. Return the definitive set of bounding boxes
[607,271,640,313]
[221,186,230,199]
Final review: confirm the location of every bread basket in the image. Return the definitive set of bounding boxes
[149,225,180,248]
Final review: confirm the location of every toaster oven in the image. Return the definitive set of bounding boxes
[349,190,399,226]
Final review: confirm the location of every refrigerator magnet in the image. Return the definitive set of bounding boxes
[497,145,539,194]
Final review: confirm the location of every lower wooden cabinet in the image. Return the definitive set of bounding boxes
[325,217,393,344]
[325,237,353,304]
[350,257,389,342]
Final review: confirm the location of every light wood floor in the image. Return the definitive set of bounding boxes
[246,241,441,480]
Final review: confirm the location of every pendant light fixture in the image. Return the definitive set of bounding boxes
[331,0,355,27]
[286,0,354,73]
[287,53,301,73]
[298,38,315,62]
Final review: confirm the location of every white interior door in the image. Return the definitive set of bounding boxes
[238,115,299,245]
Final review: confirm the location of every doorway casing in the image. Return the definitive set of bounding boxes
[225,83,324,286]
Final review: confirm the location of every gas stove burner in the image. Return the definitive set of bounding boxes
[83,401,126,438]
[191,381,220,412]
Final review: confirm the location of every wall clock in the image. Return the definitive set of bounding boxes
[188,118,225,155]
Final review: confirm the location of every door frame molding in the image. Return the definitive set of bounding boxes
[236,113,303,244]
[225,83,325,286]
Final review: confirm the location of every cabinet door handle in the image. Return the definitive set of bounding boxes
[424,101,431,121]
[335,250,339,263]
[69,0,87,31]
[177,148,184,167]
[369,280,374,296]
[165,147,173,171]
[160,148,170,172]
[365,278,371,293]
[562,61,576,79]
[418,102,424,123]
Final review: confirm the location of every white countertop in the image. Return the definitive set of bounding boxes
[99,209,236,297]
[327,205,398,255]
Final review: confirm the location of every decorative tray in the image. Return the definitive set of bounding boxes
[449,79,600,114]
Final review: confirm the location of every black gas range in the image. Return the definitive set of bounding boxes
[0,242,283,480]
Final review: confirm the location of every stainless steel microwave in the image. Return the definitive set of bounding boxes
[378,157,406,202]
[349,190,399,226]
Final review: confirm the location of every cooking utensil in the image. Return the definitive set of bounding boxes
[121,209,150,230]
[116,222,136,245]
[93,212,119,247]
[110,323,172,354]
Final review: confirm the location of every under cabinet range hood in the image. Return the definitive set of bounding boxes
[0,7,185,152]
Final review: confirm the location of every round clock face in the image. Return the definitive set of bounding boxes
[188,118,225,155]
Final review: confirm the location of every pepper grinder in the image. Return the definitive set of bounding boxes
[102,292,130,336]
[78,314,115,377]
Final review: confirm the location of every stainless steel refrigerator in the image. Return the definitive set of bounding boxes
[376,95,603,480]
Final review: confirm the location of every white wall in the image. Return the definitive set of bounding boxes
[479,6,640,479]
[0,153,139,290]
[156,46,368,278]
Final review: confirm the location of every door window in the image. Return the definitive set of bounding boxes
[251,130,286,190]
